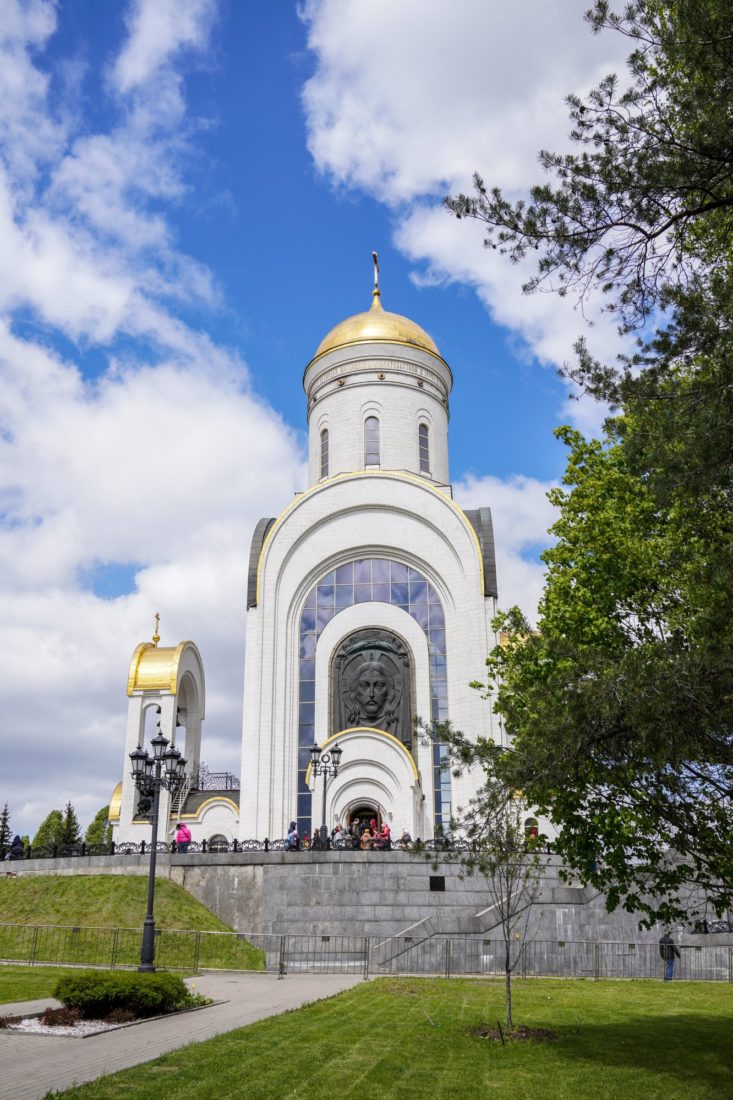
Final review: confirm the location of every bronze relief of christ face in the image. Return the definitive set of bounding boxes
[332,629,413,743]
[348,657,394,730]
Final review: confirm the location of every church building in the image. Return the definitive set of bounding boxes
[112,259,503,845]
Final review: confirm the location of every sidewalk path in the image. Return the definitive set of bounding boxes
[0,972,364,1099]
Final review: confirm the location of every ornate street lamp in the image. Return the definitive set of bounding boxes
[309,741,343,849]
[129,711,186,972]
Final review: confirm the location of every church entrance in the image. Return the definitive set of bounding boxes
[347,803,381,829]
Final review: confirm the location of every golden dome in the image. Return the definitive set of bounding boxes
[127,641,192,696]
[108,782,122,822]
[312,291,440,361]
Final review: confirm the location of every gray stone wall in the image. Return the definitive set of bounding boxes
[11,852,730,949]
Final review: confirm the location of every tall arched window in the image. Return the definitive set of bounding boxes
[364,416,380,467]
[320,428,329,478]
[418,422,430,473]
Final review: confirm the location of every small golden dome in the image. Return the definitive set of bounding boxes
[108,781,122,822]
[313,292,440,361]
[127,641,192,696]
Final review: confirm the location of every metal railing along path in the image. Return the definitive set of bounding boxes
[0,924,730,981]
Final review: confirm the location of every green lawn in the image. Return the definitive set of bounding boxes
[0,965,87,1005]
[51,977,733,1099]
[0,876,265,972]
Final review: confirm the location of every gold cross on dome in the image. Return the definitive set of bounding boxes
[152,612,160,646]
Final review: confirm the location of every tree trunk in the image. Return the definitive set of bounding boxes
[504,938,513,1028]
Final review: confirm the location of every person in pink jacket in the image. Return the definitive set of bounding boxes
[175,821,192,853]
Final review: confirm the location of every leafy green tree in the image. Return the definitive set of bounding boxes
[85,806,112,848]
[58,801,82,848]
[419,722,547,1026]
[33,809,63,851]
[0,803,11,859]
[448,1,733,923]
[485,422,732,924]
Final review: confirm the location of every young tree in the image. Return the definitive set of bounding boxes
[447,0,733,924]
[0,803,11,859]
[33,809,63,851]
[423,725,547,1028]
[58,802,82,848]
[85,806,112,848]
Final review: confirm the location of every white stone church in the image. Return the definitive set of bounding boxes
[111,263,529,847]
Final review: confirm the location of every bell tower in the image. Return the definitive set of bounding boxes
[241,258,499,841]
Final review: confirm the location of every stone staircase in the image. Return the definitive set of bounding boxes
[372,870,599,968]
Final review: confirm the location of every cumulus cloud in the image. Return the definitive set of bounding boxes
[454,472,558,622]
[302,0,631,409]
[0,2,304,837]
[112,0,216,93]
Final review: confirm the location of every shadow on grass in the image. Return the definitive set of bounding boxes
[552,1015,733,1092]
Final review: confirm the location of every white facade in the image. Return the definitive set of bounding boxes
[112,285,511,846]
[112,641,239,846]
[240,289,501,841]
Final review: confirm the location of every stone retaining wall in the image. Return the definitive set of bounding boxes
[10,852,730,946]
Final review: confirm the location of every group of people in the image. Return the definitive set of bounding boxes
[333,817,392,849]
[285,817,414,851]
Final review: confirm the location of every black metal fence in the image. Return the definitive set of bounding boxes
[1,836,485,859]
[0,924,730,981]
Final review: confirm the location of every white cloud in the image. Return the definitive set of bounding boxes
[302,0,631,412]
[454,472,557,622]
[0,2,305,838]
[112,0,216,93]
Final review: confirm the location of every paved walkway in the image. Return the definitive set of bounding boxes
[0,971,364,1099]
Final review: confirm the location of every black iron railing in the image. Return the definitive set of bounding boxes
[4,836,482,859]
[0,924,730,979]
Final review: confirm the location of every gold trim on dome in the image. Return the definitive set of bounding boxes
[305,727,419,784]
[127,640,192,696]
[108,782,123,822]
[255,470,485,605]
[310,294,442,365]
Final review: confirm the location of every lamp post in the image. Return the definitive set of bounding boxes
[129,719,187,972]
[309,742,343,848]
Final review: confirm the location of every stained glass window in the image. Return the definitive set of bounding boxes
[297,558,449,836]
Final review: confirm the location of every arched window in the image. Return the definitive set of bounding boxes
[364,416,380,466]
[320,428,329,478]
[418,422,430,473]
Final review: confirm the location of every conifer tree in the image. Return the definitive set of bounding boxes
[0,803,11,859]
[58,801,82,848]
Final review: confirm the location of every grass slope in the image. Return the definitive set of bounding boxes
[0,875,230,931]
[0,876,265,972]
[52,977,733,1100]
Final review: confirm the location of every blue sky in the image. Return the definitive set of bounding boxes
[0,0,628,834]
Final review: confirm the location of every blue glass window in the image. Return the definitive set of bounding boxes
[296,557,450,835]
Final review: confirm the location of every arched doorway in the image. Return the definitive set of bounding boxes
[347,803,381,829]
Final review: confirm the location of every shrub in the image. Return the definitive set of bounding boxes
[41,1006,81,1027]
[53,970,192,1019]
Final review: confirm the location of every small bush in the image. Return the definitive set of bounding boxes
[53,970,192,1019]
[41,1006,81,1027]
